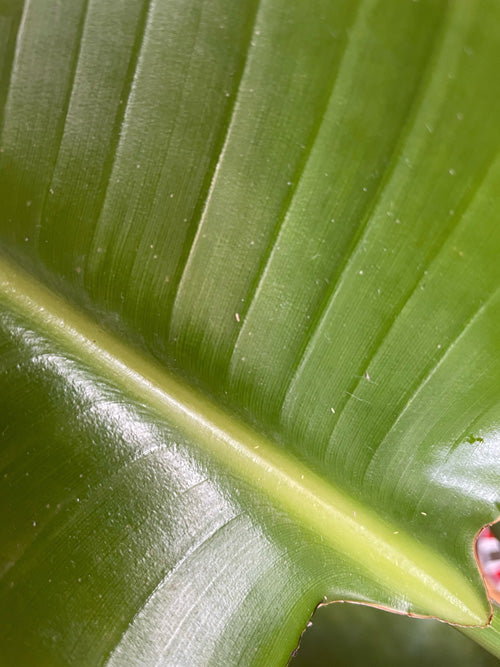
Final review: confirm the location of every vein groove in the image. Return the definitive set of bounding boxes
[280,3,454,415]
[81,0,154,266]
[226,0,365,363]
[0,0,26,138]
[363,281,500,486]
[30,0,91,250]
[328,139,500,442]
[168,0,263,328]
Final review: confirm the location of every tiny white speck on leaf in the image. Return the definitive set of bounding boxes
[235,313,240,322]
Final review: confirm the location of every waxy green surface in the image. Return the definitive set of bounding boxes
[1,0,500,664]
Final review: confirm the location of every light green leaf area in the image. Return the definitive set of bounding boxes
[1,0,500,664]
[464,609,500,660]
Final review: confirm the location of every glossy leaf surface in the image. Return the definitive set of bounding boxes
[1,0,500,664]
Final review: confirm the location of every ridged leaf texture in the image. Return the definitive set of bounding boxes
[1,0,500,664]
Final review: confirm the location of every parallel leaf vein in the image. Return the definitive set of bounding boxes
[280,2,454,416]
[328,141,500,447]
[167,0,263,327]
[227,0,365,359]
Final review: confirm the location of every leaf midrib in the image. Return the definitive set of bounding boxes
[0,250,489,627]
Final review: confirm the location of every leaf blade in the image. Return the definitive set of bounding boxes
[2,0,500,663]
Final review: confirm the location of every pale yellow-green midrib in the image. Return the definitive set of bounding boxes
[0,253,489,627]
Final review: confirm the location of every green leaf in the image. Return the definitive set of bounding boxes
[1,0,500,663]
[463,608,500,661]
